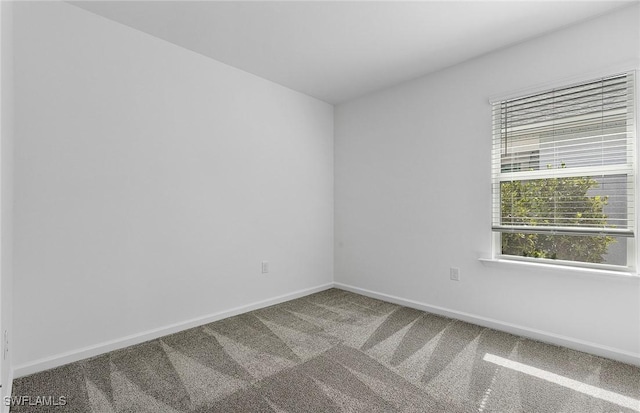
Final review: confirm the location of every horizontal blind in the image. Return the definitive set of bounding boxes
[492,72,635,237]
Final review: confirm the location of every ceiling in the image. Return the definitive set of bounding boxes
[70,1,636,104]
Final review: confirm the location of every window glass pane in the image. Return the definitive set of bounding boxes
[500,111,628,172]
[500,174,629,228]
[501,233,626,266]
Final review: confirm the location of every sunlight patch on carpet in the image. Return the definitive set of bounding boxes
[483,353,640,411]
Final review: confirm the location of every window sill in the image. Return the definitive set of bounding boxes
[478,258,639,279]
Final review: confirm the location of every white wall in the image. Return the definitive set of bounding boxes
[1,0,14,403]
[13,1,333,370]
[335,4,640,362]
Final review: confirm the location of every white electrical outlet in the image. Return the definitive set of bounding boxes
[450,267,460,281]
[261,261,269,274]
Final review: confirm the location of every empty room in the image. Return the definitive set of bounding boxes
[0,0,639,412]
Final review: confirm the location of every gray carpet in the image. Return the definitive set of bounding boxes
[10,288,640,412]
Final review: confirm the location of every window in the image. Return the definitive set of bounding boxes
[491,72,636,270]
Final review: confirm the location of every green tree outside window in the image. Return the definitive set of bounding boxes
[501,165,615,263]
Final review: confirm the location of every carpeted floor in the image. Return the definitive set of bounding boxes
[10,288,640,412]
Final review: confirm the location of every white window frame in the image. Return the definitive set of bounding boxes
[491,71,638,273]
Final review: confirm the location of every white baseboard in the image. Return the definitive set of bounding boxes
[13,283,334,379]
[334,282,640,367]
[2,368,13,413]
